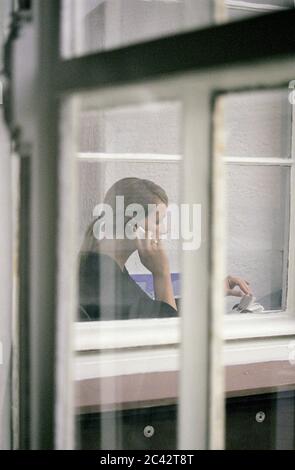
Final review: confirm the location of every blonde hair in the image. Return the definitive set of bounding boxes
[80,177,168,253]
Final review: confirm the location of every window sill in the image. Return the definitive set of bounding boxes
[74,317,295,411]
[74,313,295,398]
[224,311,295,340]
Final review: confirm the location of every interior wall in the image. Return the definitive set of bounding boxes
[224,89,291,310]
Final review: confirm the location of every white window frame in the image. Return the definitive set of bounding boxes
[71,65,295,456]
[71,6,295,452]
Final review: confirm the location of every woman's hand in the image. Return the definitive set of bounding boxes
[225,275,252,297]
[136,235,176,310]
[136,236,170,276]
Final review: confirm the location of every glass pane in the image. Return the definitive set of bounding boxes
[222,89,292,159]
[215,89,291,313]
[0,113,12,450]
[226,165,290,313]
[74,98,184,449]
[61,0,294,58]
[213,84,295,450]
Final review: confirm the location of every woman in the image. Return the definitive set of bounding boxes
[78,177,251,321]
[79,177,177,321]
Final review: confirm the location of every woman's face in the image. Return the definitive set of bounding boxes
[143,202,167,240]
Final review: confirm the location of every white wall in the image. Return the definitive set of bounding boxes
[223,90,291,310]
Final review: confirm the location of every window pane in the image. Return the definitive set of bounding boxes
[226,165,290,312]
[73,97,184,449]
[61,1,294,59]
[61,0,214,58]
[212,83,295,450]
[79,102,181,154]
[214,88,292,314]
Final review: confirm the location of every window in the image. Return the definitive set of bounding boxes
[77,100,182,323]
[0,0,14,450]
[4,0,295,451]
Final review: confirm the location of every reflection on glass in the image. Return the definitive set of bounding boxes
[215,89,291,313]
[61,0,214,58]
[75,100,182,449]
[226,165,290,312]
[77,102,182,322]
[215,86,295,451]
[78,177,179,321]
